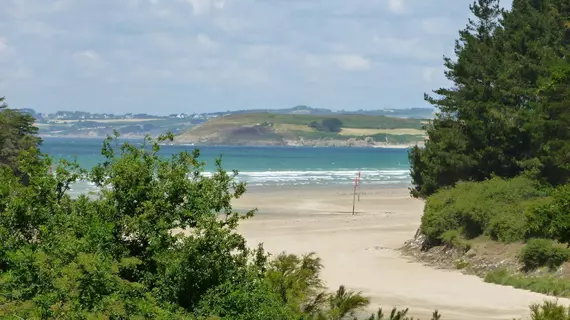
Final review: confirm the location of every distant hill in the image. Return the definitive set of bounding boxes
[25,105,434,139]
[175,113,427,147]
[203,106,434,119]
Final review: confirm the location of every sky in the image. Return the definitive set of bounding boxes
[1,0,491,114]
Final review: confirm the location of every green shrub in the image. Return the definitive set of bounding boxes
[440,230,471,253]
[421,176,544,246]
[526,184,570,245]
[520,238,570,271]
[529,301,570,320]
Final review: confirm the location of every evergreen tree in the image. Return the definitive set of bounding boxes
[409,0,570,197]
[410,0,503,197]
[0,96,42,172]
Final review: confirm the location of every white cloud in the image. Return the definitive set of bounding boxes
[387,0,405,14]
[73,50,99,61]
[332,54,371,71]
[0,0,475,113]
[196,33,217,49]
[0,38,15,61]
[0,38,9,53]
[184,0,225,15]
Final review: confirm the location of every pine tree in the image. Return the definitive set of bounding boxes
[0,96,42,174]
[410,0,570,196]
[410,0,502,197]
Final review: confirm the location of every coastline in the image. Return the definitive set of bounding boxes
[232,185,568,320]
[41,135,423,149]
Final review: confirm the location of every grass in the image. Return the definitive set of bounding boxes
[339,128,426,136]
[177,113,426,145]
[207,113,423,130]
[485,268,570,297]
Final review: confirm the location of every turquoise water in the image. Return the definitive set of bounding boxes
[41,138,412,193]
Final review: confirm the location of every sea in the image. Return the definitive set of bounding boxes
[41,138,412,196]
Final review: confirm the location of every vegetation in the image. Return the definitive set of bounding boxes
[409,0,570,198]
[0,97,42,175]
[308,118,343,133]
[525,184,570,245]
[519,239,570,271]
[528,301,570,320]
[420,176,546,245]
[0,105,441,319]
[407,0,570,302]
[176,113,425,146]
[485,269,570,297]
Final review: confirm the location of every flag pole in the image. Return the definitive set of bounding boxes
[352,171,360,215]
[352,182,357,215]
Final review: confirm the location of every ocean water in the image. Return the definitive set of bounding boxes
[41,138,412,194]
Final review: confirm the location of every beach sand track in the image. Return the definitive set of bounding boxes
[233,186,570,320]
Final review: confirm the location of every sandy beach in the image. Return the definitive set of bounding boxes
[234,186,569,320]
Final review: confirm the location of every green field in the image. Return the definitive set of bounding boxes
[176,113,426,146]
[205,113,423,129]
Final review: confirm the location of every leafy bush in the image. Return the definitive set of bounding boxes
[421,176,545,245]
[520,239,570,271]
[195,273,295,320]
[440,230,471,253]
[526,184,570,245]
[0,133,397,319]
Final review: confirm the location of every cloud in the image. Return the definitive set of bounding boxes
[332,55,372,71]
[0,0,477,113]
[0,38,13,60]
[184,0,226,15]
[387,0,405,14]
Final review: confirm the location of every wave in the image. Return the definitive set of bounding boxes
[232,169,410,186]
[67,169,411,195]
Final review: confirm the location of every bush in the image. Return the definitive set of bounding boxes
[526,184,570,245]
[421,176,545,246]
[529,301,570,320]
[440,230,471,253]
[307,118,343,133]
[520,238,570,271]
[321,118,343,133]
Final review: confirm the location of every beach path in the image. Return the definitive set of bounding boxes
[235,187,569,320]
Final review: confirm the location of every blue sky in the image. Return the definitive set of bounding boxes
[1,0,486,114]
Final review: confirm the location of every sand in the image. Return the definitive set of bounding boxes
[234,186,570,320]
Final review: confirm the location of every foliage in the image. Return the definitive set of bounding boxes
[0,130,434,319]
[0,97,42,179]
[526,184,570,245]
[440,230,471,253]
[194,271,295,320]
[485,268,570,297]
[0,132,262,318]
[528,301,570,320]
[420,176,545,245]
[321,118,343,133]
[326,285,370,320]
[520,239,570,271]
[409,0,570,197]
[265,252,327,316]
[306,118,343,132]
